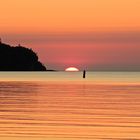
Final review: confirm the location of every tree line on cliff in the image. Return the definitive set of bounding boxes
[0,42,46,71]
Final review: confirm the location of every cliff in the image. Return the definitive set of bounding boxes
[0,42,46,71]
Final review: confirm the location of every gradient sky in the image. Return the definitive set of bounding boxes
[0,0,140,70]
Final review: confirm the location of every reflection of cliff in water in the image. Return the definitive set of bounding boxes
[0,82,41,105]
[0,42,46,71]
[0,82,40,93]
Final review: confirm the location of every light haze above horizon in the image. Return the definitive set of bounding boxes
[0,0,140,71]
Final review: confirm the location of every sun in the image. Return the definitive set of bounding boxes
[65,67,79,72]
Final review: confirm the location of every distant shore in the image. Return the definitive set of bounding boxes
[0,42,46,71]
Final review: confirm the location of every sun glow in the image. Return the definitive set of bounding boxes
[65,67,79,72]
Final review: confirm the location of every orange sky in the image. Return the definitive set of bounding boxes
[0,0,140,33]
[0,0,140,70]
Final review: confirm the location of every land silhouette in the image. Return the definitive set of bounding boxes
[0,41,46,71]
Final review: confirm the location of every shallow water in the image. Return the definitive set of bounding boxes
[0,72,140,140]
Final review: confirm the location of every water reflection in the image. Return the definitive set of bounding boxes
[0,82,140,139]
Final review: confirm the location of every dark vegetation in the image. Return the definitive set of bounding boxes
[0,42,46,71]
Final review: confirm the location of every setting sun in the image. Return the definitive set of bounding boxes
[65,67,79,72]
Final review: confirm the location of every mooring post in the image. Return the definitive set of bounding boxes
[83,70,86,78]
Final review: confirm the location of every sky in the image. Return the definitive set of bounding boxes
[0,0,140,70]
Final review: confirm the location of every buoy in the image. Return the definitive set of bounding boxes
[83,70,86,78]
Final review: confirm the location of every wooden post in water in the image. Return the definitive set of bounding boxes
[83,70,86,78]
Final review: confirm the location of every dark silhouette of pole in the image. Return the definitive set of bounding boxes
[83,70,86,78]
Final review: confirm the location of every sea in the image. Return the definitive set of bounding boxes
[0,72,140,140]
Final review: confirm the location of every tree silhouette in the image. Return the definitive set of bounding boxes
[0,43,46,71]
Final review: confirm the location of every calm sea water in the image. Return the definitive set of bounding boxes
[0,72,140,140]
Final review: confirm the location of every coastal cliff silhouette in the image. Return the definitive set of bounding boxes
[0,42,46,71]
